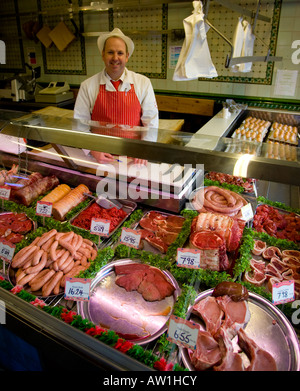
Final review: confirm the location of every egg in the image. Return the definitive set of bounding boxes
[256,134,263,142]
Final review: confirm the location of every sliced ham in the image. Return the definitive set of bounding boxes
[190,330,222,371]
[192,296,224,336]
[237,328,277,371]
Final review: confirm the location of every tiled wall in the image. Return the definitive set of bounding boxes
[1,0,300,102]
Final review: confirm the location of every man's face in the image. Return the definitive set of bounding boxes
[102,37,129,80]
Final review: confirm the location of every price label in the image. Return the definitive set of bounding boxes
[90,218,111,237]
[177,248,201,269]
[272,280,295,305]
[240,203,254,222]
[64,277,91,301]
[167,315,200,351]
[36,201,52,217]
[0,186,11,200]
[120,227,141,249]
[0,238,15,262]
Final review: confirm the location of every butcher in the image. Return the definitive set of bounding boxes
[74,28,159,165]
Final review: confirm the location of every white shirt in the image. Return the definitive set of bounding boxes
[74,68,159,141]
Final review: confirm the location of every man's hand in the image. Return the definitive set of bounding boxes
[91,151,114,162]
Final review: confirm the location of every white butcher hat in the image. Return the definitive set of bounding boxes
[97,28,134,58]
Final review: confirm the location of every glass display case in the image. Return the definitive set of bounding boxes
[0,109,299,372]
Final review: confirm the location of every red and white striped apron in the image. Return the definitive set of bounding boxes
[91,81,142,139]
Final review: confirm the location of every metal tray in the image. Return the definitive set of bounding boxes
[0,211,36,245]
[252,203,300,244]
[69,199,137,239]
[8,237,97,299]
[179,289,300,371]
[77,258,181,345]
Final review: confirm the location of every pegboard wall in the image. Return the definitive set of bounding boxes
[0,0,25,73]
[199,0,282,84]
[110,4,168,79]
[37,0,86,75]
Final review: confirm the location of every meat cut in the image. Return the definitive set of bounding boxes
[192,296,224,336]
[188,283,277,371]
[189,230,229,271]
[253,204,300,243]
[190,330,222,371]
[138,211,185,253]
[0,212,33,244]
[191,212,245,252]
[237,328,277,371]
[115,262,176,301]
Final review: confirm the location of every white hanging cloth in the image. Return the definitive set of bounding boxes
[173,1,218,81]
[231,17,256,73]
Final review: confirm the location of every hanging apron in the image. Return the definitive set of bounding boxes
[91,82,142,139]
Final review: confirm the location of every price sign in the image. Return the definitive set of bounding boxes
[120,227,141,249]
[0,238,15,262]
[0,185,11,200]
[272,280,295,305]
[64,277,91,301]
[167,315,200,350]
[240,203,254,222]
[90,218,111,237]
[177,248,201,269]
[36,201,52,217]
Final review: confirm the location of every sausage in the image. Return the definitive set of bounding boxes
[204,186,236,207]
[61,258,75,274]
[11,245,38,268]
[36,229,57,247]
[29,269,49,286]
[30,269,55,292]
[56,250,69,269]
[60,264,85,287]
[212,281,249,302]
[41,236,55,252]
[42,271,63,297]
[32,249,44,266]
[58,238,76,256]
[18,271,39,286]
[15,270,26,284]
[49,240,59,261]
[25,251,47,274]
[60,231,74,242]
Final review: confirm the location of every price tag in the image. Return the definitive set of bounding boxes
[64,277,91,301]
[177,248,201,269]
[120,227,141,249]
[0,238,15,262]
[167,315,200,351]
[240,203,254,222]
[272,280,295,305]
[90,218,111,237]
[36,201,52,217]
[0,185,11,200]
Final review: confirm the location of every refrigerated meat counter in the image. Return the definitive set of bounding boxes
[0,111,299,372]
